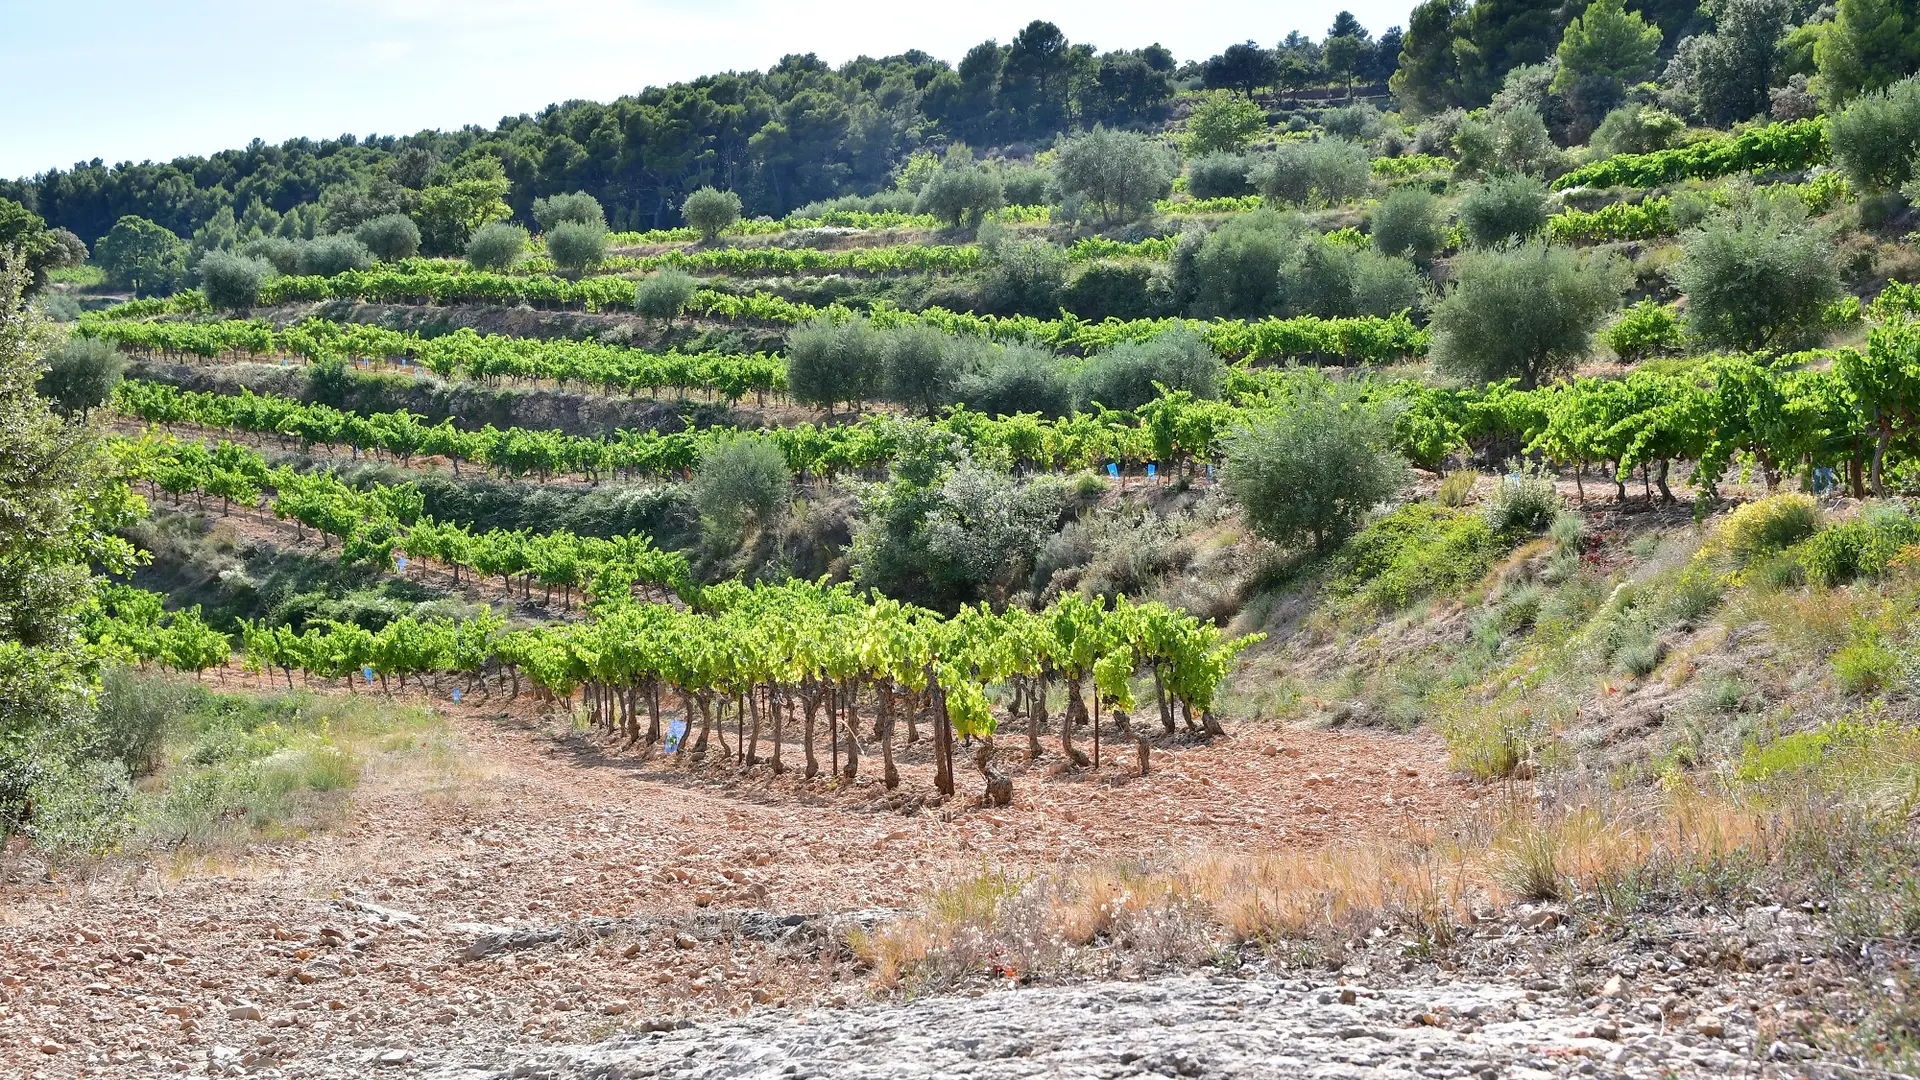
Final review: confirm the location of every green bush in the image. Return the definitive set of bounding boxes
[633,268,696,323]
[1055,126,1178,223]
[681,187,742,242]
[1187,207,1308,317]
[197,250,273,310]
[1073,326,1221,412]
[1459,173,1551,247]
[1368,186,1446,259]
[1833,634,1900,693]
[91,666,202,778]
[916,159,1004,228]
[693,432,791,540]
[955,343,1072,418]
[1222,384,1409,552]
[1350,249,1426,316]
[1060,260,1170,320]
[354,214,421,261]
[1250,138,1374,207]
[1827,74,1920,192]
[880,323,962,416]
[982,239,1068,317]
[531,191,606,230]
[239,235,301,275]
[545,220,609,273]
[36,336,125,418]
[1429,242,1627,388]
[1328,502,1506,611]
[1186,152,1257,199]
[786,314,884,413]
[1482,462,1563,532]
[296,234,374,277]
[1674,193,1841,351]
[1600,298,1686,359]
[1795,505,1920,586]
[466,221,528,271]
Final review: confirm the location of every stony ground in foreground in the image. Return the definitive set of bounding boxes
[0,693,1463,1079]
[417,967,1892,1080]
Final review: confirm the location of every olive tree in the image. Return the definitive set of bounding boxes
[1458,173,1551,247]
[1074,326,1221,411]
[296,234,374,277]
[681,187,742,242]
[1429,243,1627,388]
[785,315,884,414]
[531,192,606,231]
[1368,186,1446,259]
[1673,194,1841,350]
[355,214,421,261]
[37,337,124,418]
[1223,384,1410,552]
[633,268,697,324]
[197,250,274,310]
[692,432,791,541]
[546,220,609,273]
[1827,74,1920,193]
[916,161,1004,229]
[1249,138,1373,206]
[1055,127,1179,223]
[881,324,963,417]
[466,222,528,271]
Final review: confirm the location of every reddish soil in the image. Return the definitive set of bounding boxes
[0,676,1462,1079]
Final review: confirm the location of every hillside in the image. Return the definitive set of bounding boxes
[6,5,1920,1078]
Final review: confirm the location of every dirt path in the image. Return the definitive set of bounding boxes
[0,689,1463,1080]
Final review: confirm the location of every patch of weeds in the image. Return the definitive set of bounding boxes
[1326,503,1511,614]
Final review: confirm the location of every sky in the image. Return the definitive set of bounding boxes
[0,0,1413,180]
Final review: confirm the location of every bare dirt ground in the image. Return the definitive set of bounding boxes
[0,681,1462,1080]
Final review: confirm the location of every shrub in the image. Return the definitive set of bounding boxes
[881,323,962,416]
[1429,243,1627,388]
[1589,105,1687,157]
[1187,208,1307,317]
[1327,502,1505,611]
[693,433,791,540]
[239,235,301,275]
[997,164,1056,206]
[465,221,528,271]
[1249,138,1373,207]
[1482,461,1563,531]
[531,191,606,231]
[1350,249,1426,316]
[1716,494,1821,563]
[681,187,742,242]
[1369,186,1446,259]
[1600,298,1686,359]
[1459,173,1550,247]
[91,666,201,777]
[296,234,374,277]
[1796,505,1920,586]
[917,160,1004,228]
[1438,469,1479,507]
[1055,127,1178,223]
[1060,260,1170,321]
[1827,74,1920,192]
[1321,103,1384,141]
[37,336,124,418]
[197,250,273,310]
[1673,194,1841,351]
[1074,327,1222,411]
[354,213,420,261]
[633,268,696,323]
[1222,384,1410,551]
[1185,91,1268,154]
[786,314,884,413]
[982,240,1068,317]
[1288,236,1359,317]
[545,220,609,273]
[1832,633,1900,693]
[1186,153,1257,199]
[955,343,1072,418]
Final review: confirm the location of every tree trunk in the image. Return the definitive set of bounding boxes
[1154,667,1174,734]
[1061,678,1091,768]
[769,689,789,774]
[975,740,1011,807]
[933,686,956,797]
[802,688,820,779]
[879,683,899,790]
[691,693,714,757]
[840,680,860,782]
[1136,734,1151,776]
[745,687,762,767]
[1028,677,1045,761]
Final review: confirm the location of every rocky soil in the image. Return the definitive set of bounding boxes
[0,695,1469,1079]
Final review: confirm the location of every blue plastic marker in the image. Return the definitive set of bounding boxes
[1106,462,1119,479]
[362,666,374,684]
[1147,463,1157,479]
[395,556,408,570]
[452,688,462,703]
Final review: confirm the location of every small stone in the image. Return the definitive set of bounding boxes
[1524,910,1562,931]
[1695,1015,1725,1038]
[38,1042,61,1055]
[227,1004,263,1021]
[163,1005,194,1019]
[603,1000,630,1015]
[377,1048,412,1065]
[84,981,113,994]
[1592,1021,1620,1040]
[1601,974,1626,997]
[673,932,699,950]
[622,943,644,959]
[1338,988,1357,1005]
